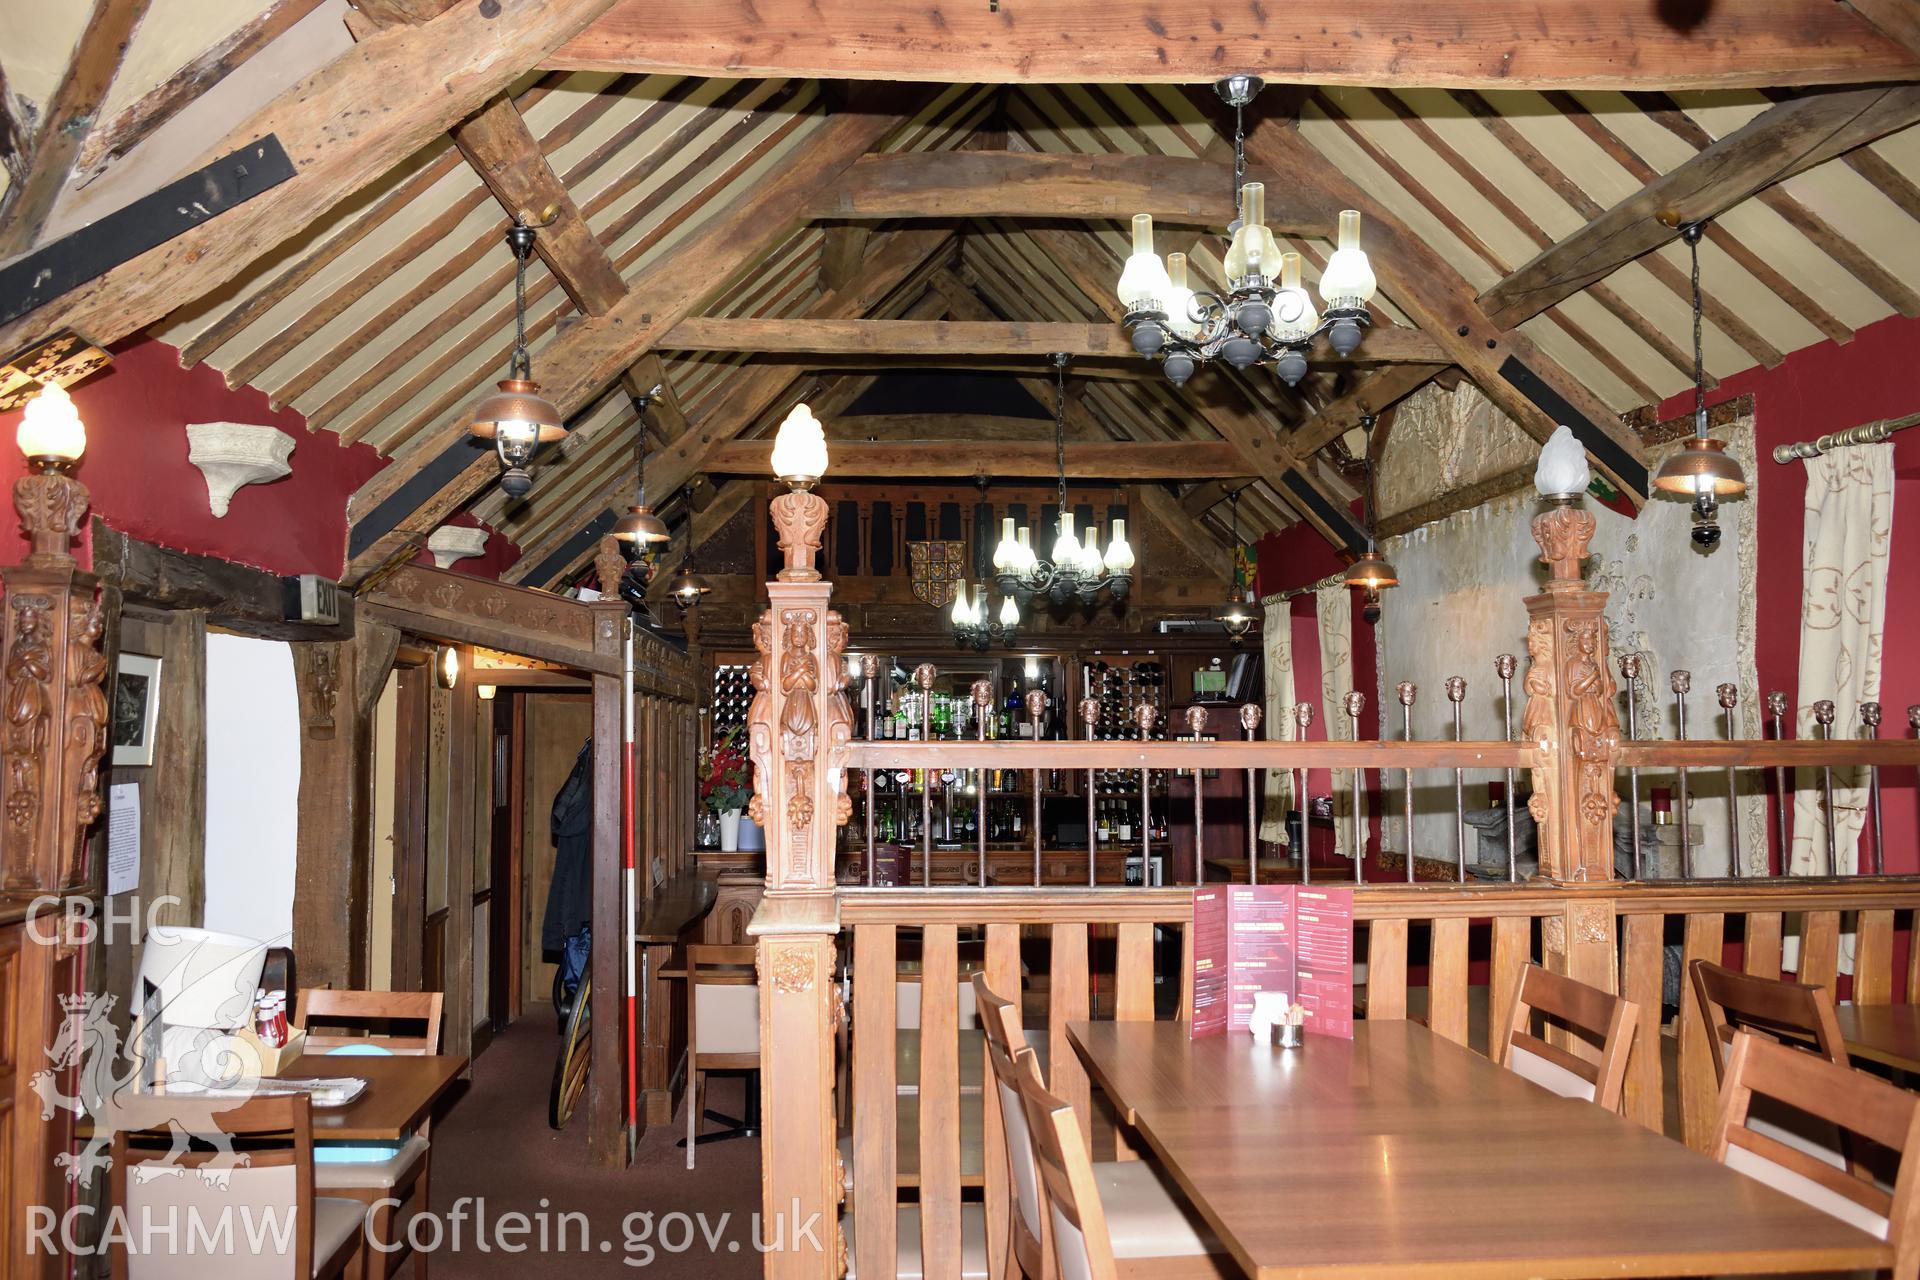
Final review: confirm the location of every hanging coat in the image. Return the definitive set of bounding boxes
[541,740,594,956]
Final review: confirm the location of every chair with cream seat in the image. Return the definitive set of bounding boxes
[1494,963,1638,1112]
[111,1092,363,1280]
[1711,1029,1920,1276]
[684,944,761,1168]
[973,974,1229,1279]
[291,990,443,1279]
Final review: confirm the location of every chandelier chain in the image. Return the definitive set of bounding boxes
[510,228,531,381]
[1688,223,1706,434]
[1054,357,1068,513]
[1232,101,1247,225]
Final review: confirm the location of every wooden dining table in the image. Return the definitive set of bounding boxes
[1068,1019,1893,1279]
[273,1053,467,1142]
[1833,1002,1920,1074]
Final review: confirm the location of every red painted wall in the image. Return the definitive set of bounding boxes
[0,338,518,580]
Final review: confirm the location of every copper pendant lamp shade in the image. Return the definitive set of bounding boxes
[466,377,566,442]
[1342,548,1399,591]
[1653,436,1746,498]
[669,563,713,606]
[611,502,670,544]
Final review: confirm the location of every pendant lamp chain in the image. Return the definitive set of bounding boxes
[509,223,533,381]
[1687,222,1706,435]
[1053,354,1068,514]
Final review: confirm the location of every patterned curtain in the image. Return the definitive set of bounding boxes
[1260,599,1295,843]
[1789,445,1895,876]
[1316,584,1366,861]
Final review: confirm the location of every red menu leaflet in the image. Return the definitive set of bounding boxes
[1189,885,1354,1040]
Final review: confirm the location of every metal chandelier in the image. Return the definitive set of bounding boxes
[1117,76,1381,389]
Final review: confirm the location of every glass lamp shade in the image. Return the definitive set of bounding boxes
[436,645,460,690]
[1164,253,1201,341]
[1014,526,1035,571]
[1117,214,1172,312]
[611,503,670,543]
[998,593,1019,626]
[17,384,86,466]
[1342,548,1399,591]
[950,579,975,626]
[466,378,566,443]
[1051,511,1079,564]
[1653,436,1747,498]
[669,564,713,607]
[1223,183,1282,282]
[1078,529,1105,576]
[1319,210,1378,310]
[770,402,829,485]
[1269,252,1320,343]
[1103,518,1136,573]
[993,517,1020,571]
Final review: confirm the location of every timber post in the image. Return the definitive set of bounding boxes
[1521,500,1621,993]
[589,536,633,1166]
[750,485,852,1279]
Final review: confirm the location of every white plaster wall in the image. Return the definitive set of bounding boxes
[203,633,301,944]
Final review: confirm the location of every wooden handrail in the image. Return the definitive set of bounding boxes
[845,739,1534,769]
[1614,740,1920,768]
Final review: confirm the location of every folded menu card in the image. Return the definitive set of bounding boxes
[1191,884,1354,1040]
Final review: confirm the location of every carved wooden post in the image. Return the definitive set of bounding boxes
[2,459,107,894]
[749,487,852,1279]
[585,537,635,1167]
[1521,502,1619,992]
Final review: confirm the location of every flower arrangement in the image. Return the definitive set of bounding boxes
[699,727,752,815]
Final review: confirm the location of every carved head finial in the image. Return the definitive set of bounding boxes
[1716,683,1737,709]
[1669,669,1692,695]
[1135,703,1158,735]
[914,662,937,691]
[1025,689,1049,723]
[1495,653,1516,680]
[1396,680,1416,706]
[1862,701,1883,731]
[860,653,878,681]
[770,489,829,582]
[1344,691,1365,720]
[970,679,994,708]
[1618,653,1641,681]
[1766,690,1788,718]
[1909,705,1920,732]
[1185,706,1209,736]
[1295,703,1315,732]
[1445,676,1467,702]
[1239,703,1263,734]
[592,535,627,603]
[1813,699,1836,727]
[1078,697,1100,726]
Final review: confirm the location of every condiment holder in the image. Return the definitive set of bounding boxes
[1249,991,1307,1050]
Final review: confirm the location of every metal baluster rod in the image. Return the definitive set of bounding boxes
[1138,704,1157,886]
[1028,689,1048,888]
[1396,680,1417,884]
[1187,706,1210,885]
[1618,655,1643,880]
[1672,670,1693,880]
[1496,655,1518,884]
[1447,676,1468,883]
[1814,699,1838,877]
[1241,703,1263,885]
[1295,703,1315,886]
[972,679,992,889]
[862,655,878,886]
[916,662,936,887]
[1712,684,1740,878]
[1767,691,1789,876]
[1081,698,1100,888]
[1863,702,1885,877]
[1345,691,1366,884]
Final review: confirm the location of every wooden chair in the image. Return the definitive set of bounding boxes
[293,990,444,1056]
[685,943,759,1169]
[974,974,1227,1279]
[1011,1061,1123,1280]
[1494,963,1638,1112]
[291,990,443,1279]
[1711,1029,1920,1276]
[1691,959,1850,1081]
[110,1092,363,1279]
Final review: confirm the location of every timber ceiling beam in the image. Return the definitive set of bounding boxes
[1479,84,1920,329]
[1845,1,1920,57]
[341,94,931,585]
[662,317,1447,364]
[829,413,1073,443]
[1287,365,1444,458]
[546,0,1920,89]
[0,0,618,357]
[820,224,873,291]
[1239,117,1650,505]
[0,0,153,256]
[808,151,1321,227]
[703,439,1254,480]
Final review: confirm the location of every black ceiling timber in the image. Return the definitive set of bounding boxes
[528,508,618,588]
[1279,471,1369,554]
[0,137,297,328]
[348,438,485,561]
[1498,355,1649,502]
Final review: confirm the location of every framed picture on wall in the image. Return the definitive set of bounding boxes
[112,653,164,767]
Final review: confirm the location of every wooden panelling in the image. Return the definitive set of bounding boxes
[917,923,962,1275]
[1619,913,1665,1135]
[1675,913,1726,1152]
[1366,918,1409,1021]
[1427,916,1471,1045]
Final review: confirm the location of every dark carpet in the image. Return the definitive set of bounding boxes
[424,1012,767,1277]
